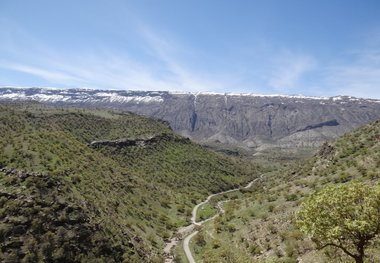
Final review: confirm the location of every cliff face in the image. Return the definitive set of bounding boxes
[130,93,380,151]
[1,88,380,151]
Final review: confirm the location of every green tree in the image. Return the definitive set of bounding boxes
[296,182,380,263]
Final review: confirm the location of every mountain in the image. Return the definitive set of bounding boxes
[188,118,380,262]
[0,102,259,262]
[1,87,380,156]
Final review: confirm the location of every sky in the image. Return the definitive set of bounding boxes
[1,0,380,98]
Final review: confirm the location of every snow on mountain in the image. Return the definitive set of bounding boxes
[1,87,379,104]
[0,87,165,104]
[1,87,380,151]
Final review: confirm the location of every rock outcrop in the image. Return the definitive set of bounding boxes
[90,133,190,148]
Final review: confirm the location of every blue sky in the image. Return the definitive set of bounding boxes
[1,0,380,98]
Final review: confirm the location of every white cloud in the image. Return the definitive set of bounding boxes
[268,52,317,93]
[324,49,380,99]
[138,27,232,92]
[0,62,83,83]
[2,18,380,99]
[0,20,234,92]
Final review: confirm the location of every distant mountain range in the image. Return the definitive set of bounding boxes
[2,87,380,153]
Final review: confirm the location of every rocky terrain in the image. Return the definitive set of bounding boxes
[1,87,380,153]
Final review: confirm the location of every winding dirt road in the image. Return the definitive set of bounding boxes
[163,174,264,263]
[183,231,199,263]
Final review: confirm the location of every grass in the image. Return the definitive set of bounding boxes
[197,203,218,221]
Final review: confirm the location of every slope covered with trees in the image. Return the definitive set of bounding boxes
[0,103,260,262]
[187,119,380,262]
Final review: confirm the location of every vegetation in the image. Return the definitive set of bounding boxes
[197,203,217,221]
[2,101,379,263]
[186,119,380,262]
[297,181,380,263]
[0,102,260,262]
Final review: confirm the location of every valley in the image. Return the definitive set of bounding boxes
[180,174,266,263]
[0,102,261,262]
[0,96,379,263]
[2,1,380,262]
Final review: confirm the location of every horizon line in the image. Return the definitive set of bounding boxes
[1,85,380,101]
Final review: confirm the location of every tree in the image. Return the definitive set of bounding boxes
[296,182,380,263]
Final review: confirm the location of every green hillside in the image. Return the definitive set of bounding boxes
[0,103,260,263]
[189,119,380,263]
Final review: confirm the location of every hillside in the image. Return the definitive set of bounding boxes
[185,118,380,262]
[1,88,380,158]
[0,102,260,263]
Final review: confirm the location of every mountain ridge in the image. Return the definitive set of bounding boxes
[2,86,380,102]
[2,87,380,155]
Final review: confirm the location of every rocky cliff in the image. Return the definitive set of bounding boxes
[1,87,380,152]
